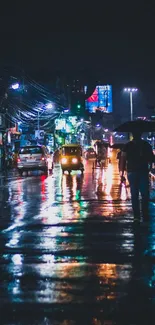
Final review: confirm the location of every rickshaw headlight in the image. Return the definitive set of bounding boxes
[61,157,67,164]
[72,158,78,164]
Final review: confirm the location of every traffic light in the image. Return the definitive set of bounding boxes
[76,103,82,115]
[58,136,63,144]
[71,100,85,117]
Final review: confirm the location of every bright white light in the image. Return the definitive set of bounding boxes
[124,87,138,93]
[46,103,53,109]
[12,254,23,265]
[11,83,19,90]
[72,158,78,164]
[81,118,84,122]
[61,158,67,164]
[96,124,100,127]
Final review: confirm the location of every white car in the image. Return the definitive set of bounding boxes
[17,145,53,175]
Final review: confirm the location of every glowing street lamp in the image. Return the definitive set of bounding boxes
[124,88,138,121]
[11,83,20,90]
[46,103,53,109]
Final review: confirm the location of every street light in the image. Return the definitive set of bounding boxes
[11,83,20,90]
[46,103,53,109]
[124,88,138,121]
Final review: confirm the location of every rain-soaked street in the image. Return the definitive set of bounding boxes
[1,150,155,324]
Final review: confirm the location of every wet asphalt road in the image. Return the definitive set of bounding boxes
[1,150,155,324]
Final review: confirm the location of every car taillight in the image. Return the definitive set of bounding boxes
[17,158,21,163]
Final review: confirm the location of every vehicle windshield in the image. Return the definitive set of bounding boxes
[62,147,82,156]
[19,147,43,155]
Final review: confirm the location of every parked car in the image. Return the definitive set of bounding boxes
[85,148,96,159]
[17,145,53,175]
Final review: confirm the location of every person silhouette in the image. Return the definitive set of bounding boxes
[120,130,154,221]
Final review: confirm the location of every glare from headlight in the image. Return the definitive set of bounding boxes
[61,158,67,164]
[72,158,78,164]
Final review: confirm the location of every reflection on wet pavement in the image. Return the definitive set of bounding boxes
[0,152,155,324]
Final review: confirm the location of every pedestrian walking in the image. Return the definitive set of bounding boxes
[120,131,154,221]
[117,150,122,173]
[117,150,126,184]
[53,149,60,164]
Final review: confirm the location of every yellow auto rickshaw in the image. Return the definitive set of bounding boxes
[60,144,84,174]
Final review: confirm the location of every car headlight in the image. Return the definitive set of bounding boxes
[61,157,67,164]
[72,158,78,164]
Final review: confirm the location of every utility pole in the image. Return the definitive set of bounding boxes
[124,88,138,121]
[130,91,133,121]
[38,111,40,131]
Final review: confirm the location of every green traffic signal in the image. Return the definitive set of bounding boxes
[77,104,81,109]
[58,136,63,144]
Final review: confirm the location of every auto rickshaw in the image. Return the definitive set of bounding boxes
[60,144,84,174]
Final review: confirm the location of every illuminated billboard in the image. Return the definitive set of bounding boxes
[85,85,113,113]
[55,119,66,130]
[55,117,77,133]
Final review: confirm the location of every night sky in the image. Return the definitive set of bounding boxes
[0,3,155,118]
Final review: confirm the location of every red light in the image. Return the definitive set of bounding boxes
[41,156,45,161]
[41,175,46,201]
[17,158,21,163]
